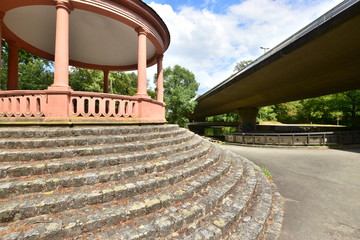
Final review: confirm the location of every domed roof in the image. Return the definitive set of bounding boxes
[0,0,170,71]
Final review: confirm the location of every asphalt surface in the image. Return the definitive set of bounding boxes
[222,144,360,240]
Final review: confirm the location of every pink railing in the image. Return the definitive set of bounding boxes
[69,92,138,119]
[0,91,47,118]
[0,90,165,123]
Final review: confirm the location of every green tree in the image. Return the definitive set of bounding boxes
[234,59,253,72]
[109,72,137,95]
[332,90,360,128]
[1,40,54,90]
[160,65,199,127]
[273,101,303,123]
[257,105,277,123]
[206,113,239,122]
[69,68,103,92]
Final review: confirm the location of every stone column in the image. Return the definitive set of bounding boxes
[236,108,259,132]
[136,28,149,98]
[156,55,164,102]
[49,0,73,91]
[7,41,19,90]
[103,70,109,93]
[45,0,73,121]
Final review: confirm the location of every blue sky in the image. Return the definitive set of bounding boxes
[143,0,344,93]
[144,0,243,13]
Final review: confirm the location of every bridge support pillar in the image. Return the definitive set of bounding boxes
[236,108,259,132]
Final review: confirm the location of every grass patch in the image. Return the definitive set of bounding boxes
[260,167,273,180]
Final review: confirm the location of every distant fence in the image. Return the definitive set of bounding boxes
[225,131,360,146]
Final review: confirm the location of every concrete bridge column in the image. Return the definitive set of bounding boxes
[236,108,259,132]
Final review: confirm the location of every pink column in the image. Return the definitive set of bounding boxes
[156,55,164,102]
[7,41,19,90]
[103,70,109,93]
[49,0,73,91]
[45,0,73,121]
[136,28,149,98]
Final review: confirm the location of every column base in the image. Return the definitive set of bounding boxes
[136,93,151,99]
[47,84,72,91]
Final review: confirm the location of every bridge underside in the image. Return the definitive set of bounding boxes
[192,2,360,120]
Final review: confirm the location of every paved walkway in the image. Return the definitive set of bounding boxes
[222,145,360,240]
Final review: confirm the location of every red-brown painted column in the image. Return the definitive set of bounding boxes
[156,55,164,102]
[7,40,19,90]
[136,28,149,98]
[103,70,109,93]
[49,0,73,90]
[0,12,4,90]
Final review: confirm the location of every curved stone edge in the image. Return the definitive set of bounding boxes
[260,181,284,240]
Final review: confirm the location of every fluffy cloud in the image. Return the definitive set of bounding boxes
[146,0,343,93]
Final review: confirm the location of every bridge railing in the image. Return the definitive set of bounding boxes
[225,131,360,146]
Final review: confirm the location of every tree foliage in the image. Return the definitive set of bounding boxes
[69,68,103,92]
[206,113,239,122]
[1,40,54,90]
[257,90,360,127]
[160,65,199,127]
[234,60,253,72]
[108,72,137,96]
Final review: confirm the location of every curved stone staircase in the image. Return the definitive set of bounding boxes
[0,125,283,240]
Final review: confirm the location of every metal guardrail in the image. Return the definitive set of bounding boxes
[225,131,360,146]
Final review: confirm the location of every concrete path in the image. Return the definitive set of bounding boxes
[222,145,360,240]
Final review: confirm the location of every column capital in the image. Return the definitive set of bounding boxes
[54,0,74,13]
[7,40,19,48]
[157,54,164,61]
[135,27,148,36]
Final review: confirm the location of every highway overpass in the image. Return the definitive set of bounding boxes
[192,0,360,125]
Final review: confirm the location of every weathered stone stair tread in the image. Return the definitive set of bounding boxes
[0,144,219,222]
[260,182,284,240]
[85,151,244,240]
[0,124,283,239]
[0,134,205,179]
[169,155,257,240]
[226,163,273,240]
[0,128,186,149]
[0,131,194,162]
[0,148,231,239]
[0,125,180,139]
[0,139,210,201]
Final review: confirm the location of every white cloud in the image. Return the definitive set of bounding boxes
[146,0,343,93]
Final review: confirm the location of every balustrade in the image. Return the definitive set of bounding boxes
[0,90,164,123]
[0,91,46,118]
[69,93,138,119]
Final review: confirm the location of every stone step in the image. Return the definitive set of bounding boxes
[169,155,258,240]
[0,124,284,239]
[0,148,233,239]
[226,163,273,240]
[84,151,245,240]
[0,144,219,223]
[0,128,186,149]
[0,138,212,199]
[0,130,194,162]
[0,134,205,179]
[0,124,180,139]
[259,182,284,240]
